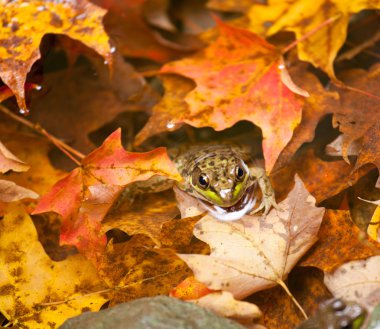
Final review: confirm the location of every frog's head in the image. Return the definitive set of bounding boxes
[189,154,250,208]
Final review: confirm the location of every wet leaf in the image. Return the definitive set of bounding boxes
[0,203,108,328]
[159,20,308,173]
[325,255,380,312]
[179,176,324,299]
[0,0,111,110]
[33,129,181,264]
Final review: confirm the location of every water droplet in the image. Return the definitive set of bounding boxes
[104,60,108,65]
[19,108,28,114]
[110,46,116,53]
[37,5,46,11]
[35,85,42,91]
[166,121,175,129]
[278,64,285,70]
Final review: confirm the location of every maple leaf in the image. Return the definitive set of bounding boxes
[0,0,111,111]
[324,255,380,313]
[33,129,181,264]
[178,176,324,301]
[0,140,29,173]
[0,203,108,328]
[248,0,380,77]
[300,210,380,272]
[142,20,308,173]
[0,179,38,202]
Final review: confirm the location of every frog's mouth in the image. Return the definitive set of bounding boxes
[197,183,257,221]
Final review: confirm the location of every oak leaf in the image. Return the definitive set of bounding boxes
[300,210,380,272]
[248,0,380,77]
[0,203,108,328]
[151,20,308,173]
[0,0,112,111]
[33,129,181,264]
[179,176,324,299]
[324,255,380,313]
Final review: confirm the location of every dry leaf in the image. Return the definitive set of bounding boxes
[178,176,324,299]
[0,140,29,173]
[0,179,38,202]
[324,255,380,313]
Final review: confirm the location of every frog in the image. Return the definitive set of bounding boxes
[296,298,367,329]
[129,144,278,221]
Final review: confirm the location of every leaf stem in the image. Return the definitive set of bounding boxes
[277,279,308,319]
[331,81,380,102]
[281,15,341,55]
[0,104,84,165]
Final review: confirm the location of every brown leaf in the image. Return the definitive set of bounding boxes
[29,54,158,156]
[0,180,38,202]
[97,236,191,305]
[300,210,380,272]
[102,190,179,246]
[0,141,29,173]
[179,176,324,299]
[333,64,380,161]
[274,66,339,170]
[250,267,333,329]
[325,255,380,312]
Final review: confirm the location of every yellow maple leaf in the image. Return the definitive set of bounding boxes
[248,0,380,77]
[0,0,111,111]
[0,203,108,328]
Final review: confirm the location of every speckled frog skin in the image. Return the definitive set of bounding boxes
[129,144,278,221]
[172,144,278,221]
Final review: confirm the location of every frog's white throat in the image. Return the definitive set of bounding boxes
[198,183,257,221]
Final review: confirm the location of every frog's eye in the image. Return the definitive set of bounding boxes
[234,165,245,181]
[197,173,210,189]
[192,168,210,190]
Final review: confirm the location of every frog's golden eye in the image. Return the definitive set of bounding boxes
[234,165,245,181]
[192,168,210,190]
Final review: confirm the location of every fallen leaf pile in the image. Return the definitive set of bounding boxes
[0,0,379,328]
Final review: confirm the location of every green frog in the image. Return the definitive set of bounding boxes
[132,144,278,221]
